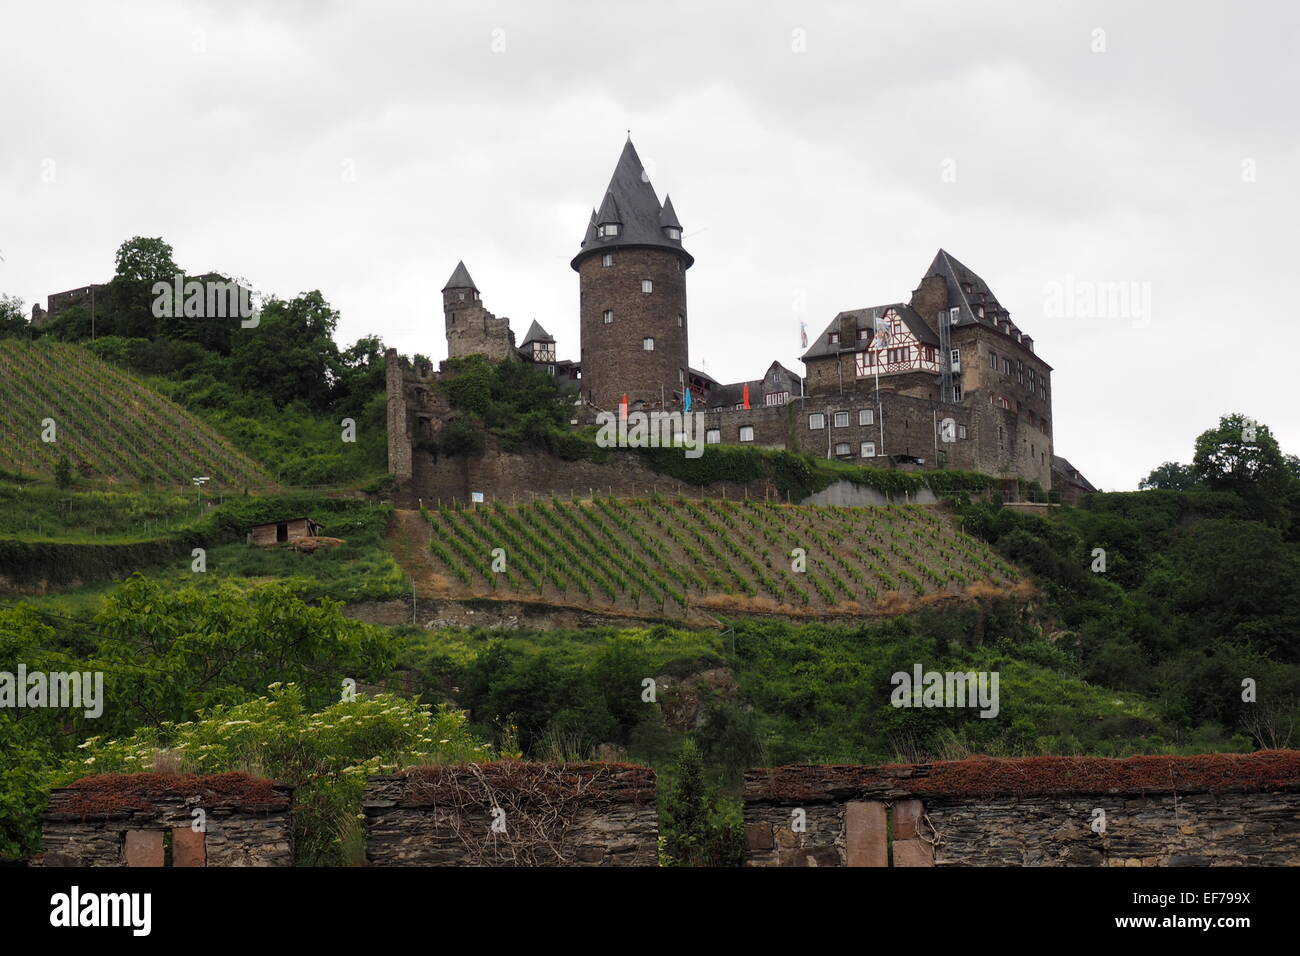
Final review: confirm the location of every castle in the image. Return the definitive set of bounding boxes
[387,138,1092,502]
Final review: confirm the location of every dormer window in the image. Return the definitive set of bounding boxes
[665,227,681,240]
[828,332,840,345]
[597,223,620,238]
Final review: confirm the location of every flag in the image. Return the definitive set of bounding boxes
[742,383,751,409]
[873,314,893,349]
[619,393,628,419]
[684,388,693,412]
[799,320,808,349]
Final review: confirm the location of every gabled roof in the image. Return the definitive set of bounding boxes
[703,362,802,409]
[1052,455,1097,492]
[801,303,938,362]
[917,249,1012,331]
[572,139,693,270]
[518,320,554,347]
[441,260,478,293]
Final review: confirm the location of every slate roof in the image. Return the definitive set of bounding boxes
[518,320,554,347]
[700,362,802,408]
[1052,455,1097,492]
[572,139,693,269]
[441,260,478,293]
[800,303,937,362]
[917,249,1013,331]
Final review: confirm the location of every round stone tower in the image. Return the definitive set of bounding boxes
[572,139,693,412]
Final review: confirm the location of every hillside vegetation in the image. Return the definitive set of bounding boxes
[0,340,270,487]
[417,496,1020,615]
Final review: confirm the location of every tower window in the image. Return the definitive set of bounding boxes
[642,279,653,294]
[643,337,655,350]
[677,314,683,327]
[597,224,619,238]
[458,293,465,301]
[665,227,681,240]
[602,254,613,267]
[603,310,613,324]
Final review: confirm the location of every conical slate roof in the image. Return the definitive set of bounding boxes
[658,195,682,230]
[519,319,553,346]
[441,260,478,293]
[572,139,692,270]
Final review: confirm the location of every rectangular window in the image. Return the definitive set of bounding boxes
[834,442,851,457]
[857,328,869,341]
[833,411,849,428]
[860,441,876,458]
[739,426,754,442]
[764,391,789,406]
[958,424,968,439]
[858,408,874,426]
[602,310,613,324]
[677,314,683,327]
[705,429,720,444]
[642,337,655,350]
[602,254,613,267]
[828,332,840,344]
[989,351,998,370]
[1017,360,1024,384]
[953,381,963,401]
[922,345,935,363]
[950,348,960,368]
[642,279,653,293]
[887,346,911,364]
[854,351,872,376]
[808,413,825,430]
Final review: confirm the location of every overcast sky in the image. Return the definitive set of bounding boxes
[2,0,1297,490]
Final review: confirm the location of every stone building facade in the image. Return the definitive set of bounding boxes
[34,772,295,867]
[387,140,1091,497]
[363,762,658,866]
[744,751,1300,867]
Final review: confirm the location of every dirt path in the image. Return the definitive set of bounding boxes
[387,509,451,598]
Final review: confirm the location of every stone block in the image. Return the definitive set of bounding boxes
[845,800,887,867]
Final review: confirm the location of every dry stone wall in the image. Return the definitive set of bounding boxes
[744,752,1300,867]
[363,762,658,866]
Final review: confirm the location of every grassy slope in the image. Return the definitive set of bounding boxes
[0,340,270,487]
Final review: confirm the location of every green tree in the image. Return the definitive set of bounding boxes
[1139,461,1200,491]
[659,739,745,866]
[0,293,28,338]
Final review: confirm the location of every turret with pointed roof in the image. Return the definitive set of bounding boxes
[442,261,516,362]
[573,138,692,413]
[572,139,693,271]
[441,260,478,294]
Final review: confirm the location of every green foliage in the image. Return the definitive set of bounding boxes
[53,455,72,489]
[1139,461,1201,491]
[66,683,491,865]
[433,355,580,458]
[658,740,745,866]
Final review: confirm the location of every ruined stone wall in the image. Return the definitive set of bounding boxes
[35,773,294,867]
[363,763,657,866]
[744,752,1300,867]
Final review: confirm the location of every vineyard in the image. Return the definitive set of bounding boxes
[0,340,270,488]
[417,496,1021,616]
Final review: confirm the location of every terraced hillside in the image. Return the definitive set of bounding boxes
[416,497,1022,616]
[0,340,270,487]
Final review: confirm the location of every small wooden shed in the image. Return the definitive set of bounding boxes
[246,516,322,547]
